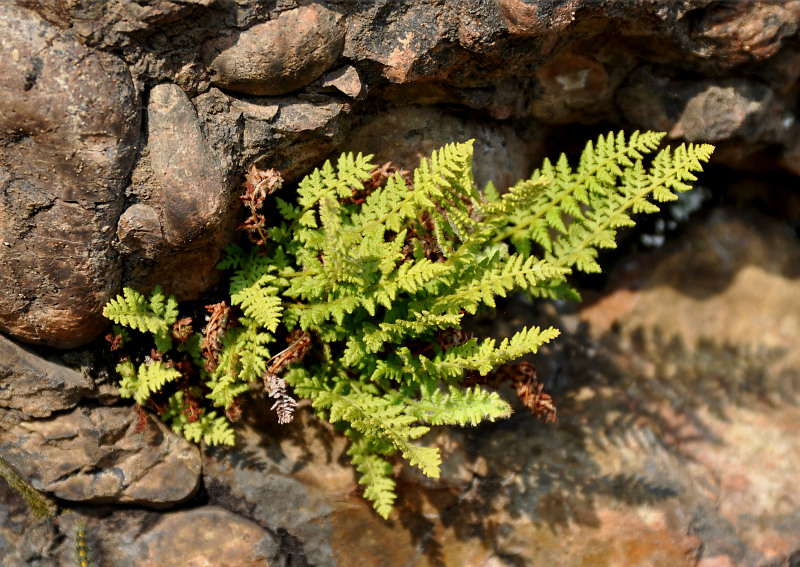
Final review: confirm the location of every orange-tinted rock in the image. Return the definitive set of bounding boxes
[131,507,276,567]
[497,0,579,36]
[203,4,345,96]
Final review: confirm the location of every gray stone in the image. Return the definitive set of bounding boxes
[0,4,139,348]
[0,406,201,508]
[617,69,776,143]
[197,91,352,182]
[203,4,345,96]
[0,333,93,419]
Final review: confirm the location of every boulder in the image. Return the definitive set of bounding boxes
[0,333,93,418]
[203,4,345,96]
[0,4,139,348]
[120,83,234,300]
[0,406,201,508]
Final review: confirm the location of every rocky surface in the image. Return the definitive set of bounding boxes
[2,206,799,566]
[0,333,93,418]
[4,0,800,346]
[0,4,139,348]
[203,4,345,96]
[0,405,201,507]
[119,82,234,299]
[1,1,800,565]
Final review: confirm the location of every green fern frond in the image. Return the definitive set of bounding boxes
[183,410,236,446]
[116,359,181,405]
[407,386,512,425]
[103,130,714,521]
[103,286,176,352]
[346,432,397,519]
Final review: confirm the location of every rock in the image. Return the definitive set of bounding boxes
[0,4,139,348]
[342,106,539,191]
[121,83,235,300]
[320,65,367,100]
[195,88,352,182]
[124,507,277,567]
[0,333,93,419]
[202,411,352,567]
[203,4,345,96]
[146,83,228,247]
[116,203,164,259]
[618,69,777,142]
[593,207,800,366]
[674,1,800,67]
[572,206,800,565]
[531,46,635,123]
[496,0,579,36]
[0,406,201,508]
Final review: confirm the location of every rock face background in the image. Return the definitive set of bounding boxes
[1,1,799,565]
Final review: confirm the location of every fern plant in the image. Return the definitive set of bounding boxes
[104,131,714,518]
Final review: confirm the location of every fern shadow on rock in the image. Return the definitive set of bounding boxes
[388,294,800,562]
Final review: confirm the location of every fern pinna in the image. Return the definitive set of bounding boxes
[103,131,714,518]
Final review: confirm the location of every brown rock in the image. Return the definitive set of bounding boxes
[116,203,164,259]
[146,83,227,247]
[497,0,579,36]
[0,4,139,348]
[203,4,345,96]
[129,507,276,567]
[121,83,234,300]
[321,64,367,100]
[618,69,775,142]
[531,50,616,123]
[606,207,800,363]
[0,406,201,507]
[683,1,800,66]
[342,106,539,192]
[0,333,93,418]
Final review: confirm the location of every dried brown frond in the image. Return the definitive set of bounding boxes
[225,399,243,423]
[202,301,232,372]
[267,330,311,376]
[468,362,557,424]
[436,327,472,351]
[172,316,193,343]
[134,404,148,434]
[264,372,298,424]
[260,330,311,424]
[239,165,283,245]
[105,332,124,352]
[180,391,203,424]
[501,362,557,423]
[343,161,412,206]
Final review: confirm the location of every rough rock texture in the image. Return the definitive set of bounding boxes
[119,82,234,299]
[1,1,800,565]
[203,4,345,96]
[342,105,538,192]
[120,507,278,567]
[0,333,93,418]
[0,4,139,348]
[5,0,800,346]
[0,406,201,507]
[5,203,799,565]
